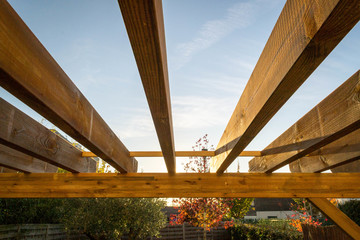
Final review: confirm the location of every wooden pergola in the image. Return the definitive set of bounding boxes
[0,0,360,238]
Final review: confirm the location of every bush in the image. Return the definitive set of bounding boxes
[339,200,360,226]
[231,220,302,240]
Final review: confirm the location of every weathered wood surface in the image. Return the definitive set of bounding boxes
[290,129,360,173]
[0,98,96,173]
[249,71,360,173]
[0,1,137,173]
[0,167,17,173]
[211,0,360,173]
[308,198,360,240]
[82,150,261,158]
[0,144,58,173]
[119,0,175,174]
[0,173,359,198]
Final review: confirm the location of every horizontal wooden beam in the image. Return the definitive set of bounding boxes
[119,0,176,174]
[82,151,262,158]
[308,198,360,240]
[0,144,58,173]
[211,0,360,174]
[0,173,359,198]
[290,129,360,173]
[249,71,360,173]
[0,1,137,173]
[0,98,96,173]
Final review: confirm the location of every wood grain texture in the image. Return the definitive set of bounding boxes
[82,151,261,158]
[211,0,360,173]
[0,1,137,173]
[118,0,175,174]
[290,129,360,173]
[0,98,96,173]
[249,71,360,173]
[308,198,360,240]
[0,144,58,173]
[0,173,359,198]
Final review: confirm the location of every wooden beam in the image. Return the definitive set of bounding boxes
[0,144,58,173]
[0,173,359,198]
[308,198,360,240]
[211,0,360,173]
[249,71,360,173]
[0,1,137,173]
[118,0,175,174]
[290,129,360,173]
[82,150,262,158]
[0,167,17,173]
[0,98,96,173]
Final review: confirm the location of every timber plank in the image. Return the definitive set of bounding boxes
[308,198,360,240]
[290,129,360,173]
[0,144,58,173]
[119,0,175,174]
[82,151,261,158]
[211,0,360,173]
[249,71,360,173]
[0,1,137,173]
[0,98,96,173]
[0,173,359,198]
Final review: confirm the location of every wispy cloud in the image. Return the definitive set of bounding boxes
[172,96,235,129]
[173,1,255,69]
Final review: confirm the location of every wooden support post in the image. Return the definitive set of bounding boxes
[0,173,360,198]
[0,144,58,173]
[211,0,360,173]
[249,71,360,173]
[118,0,175,174]
[0,1,137,173]
[308,198,360,240]
[0,98,96,173]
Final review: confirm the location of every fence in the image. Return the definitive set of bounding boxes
[121,223,231,240]
[0,224,88,240]
[301,224,352,240]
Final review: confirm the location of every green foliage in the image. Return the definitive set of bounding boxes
[339,200,360,226]
[61,198,167,240]
[231,220,302,240]
[229,198,253,219]
[0,199,63,224]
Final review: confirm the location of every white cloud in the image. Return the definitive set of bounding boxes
[174,1,255,69]
[172,96,235,129]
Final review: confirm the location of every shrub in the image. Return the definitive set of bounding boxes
[339,200,360,226]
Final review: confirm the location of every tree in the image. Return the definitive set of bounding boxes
[229,198,253,220]
[339,200,360,226]
[171,135,252,239]
[61,198,167,240]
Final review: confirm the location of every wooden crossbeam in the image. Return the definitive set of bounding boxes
[82,150,261,158]
[211,0,360,174]
[308,198,360,240]
[0,144,58,173]
[290,129,360,173]
[0,167,18,173]
[0,98,96,173]
[118,0,175,174]
[249,71,360,173]
[0,1,137,173]
[0,173,359,198]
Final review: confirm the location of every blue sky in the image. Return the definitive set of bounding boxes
[2,0,360,173]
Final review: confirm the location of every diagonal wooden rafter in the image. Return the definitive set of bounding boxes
[0,1,137,173]
[0,144,58,173]
[118,0,176,174]
[308,198,360,240]
[0,173,360,198]
[249,71,360,173]
[211,0,360,173]
[0,98,96,173]
[289,129,360,173]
